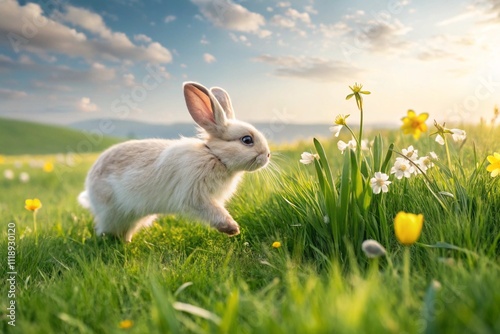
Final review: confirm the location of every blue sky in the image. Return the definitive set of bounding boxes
[0,0,499,127]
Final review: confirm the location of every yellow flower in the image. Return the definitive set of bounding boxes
[25,198,42,212]
[486,152,500,177]
[334,114,350,126]
[272,241,281,248]
[0,155,5,164]
[401,110,429,139]
[118,320,134,329]
[43,162,54,173]
[394,211,424,246]
[346,83,370,110]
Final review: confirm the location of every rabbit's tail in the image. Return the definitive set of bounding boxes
[78,191,91,209]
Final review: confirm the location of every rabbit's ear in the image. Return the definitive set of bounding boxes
[210,87,235,119]
[184,82,227,133]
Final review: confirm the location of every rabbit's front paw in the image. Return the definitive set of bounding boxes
[217,219,240,236]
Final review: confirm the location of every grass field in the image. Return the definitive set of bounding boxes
[0,122,499,333]
[0,117,121,155]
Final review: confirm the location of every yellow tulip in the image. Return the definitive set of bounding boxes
[394,211,424,245]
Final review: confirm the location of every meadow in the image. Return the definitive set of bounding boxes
[0,113,499,333]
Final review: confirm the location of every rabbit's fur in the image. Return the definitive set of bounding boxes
[78,82,270,242]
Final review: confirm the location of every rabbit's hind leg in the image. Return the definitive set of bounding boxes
[123,215,158,242]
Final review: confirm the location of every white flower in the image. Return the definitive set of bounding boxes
[450,128,466,142]
[14,161,23,168]
[361,139,370,151]
[435,134,445,145]
[391,159,414,179]
[435,129,466,145]
[430,151,438,160]
[4,169,14,180]
[417,155,435,171]
[329,125,343,137]
[300,152,319,165]
[362,239,387,258]
[19,172,30,183]
[370,172,391,194]
[337,139,357,154]
[402,145,418,161]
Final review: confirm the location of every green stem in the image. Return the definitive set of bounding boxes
[358,105,364,162]
[345,125,360,148]
[444,136,452,170]
[34,211,38,246]
[403,247,411,305]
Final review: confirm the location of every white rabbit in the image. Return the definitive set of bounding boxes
[78,82,270,242]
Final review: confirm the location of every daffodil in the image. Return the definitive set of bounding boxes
[394,211,424,246]
[346,83,370,110]
[272,241,281,248]
[25,198,42,212]
[361,139,370,151]
[401,110,429,139]
[329,114,350,137]
[370,172,391,194]
[337,138,357,154]
[300,152,319,165]
[416,153,437,173]
[402,145,419,161]
[118,320,134,329]
[43,162,54,173]
[361,239,387,258]
[486,152,500,177]
[450,128,466,142]
[432,121,466,145]
[391,159,414,179]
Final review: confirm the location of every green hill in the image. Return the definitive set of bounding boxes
[0,117,122,155]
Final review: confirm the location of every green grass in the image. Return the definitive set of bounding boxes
[0,124,499,334]
[0,117,120,155]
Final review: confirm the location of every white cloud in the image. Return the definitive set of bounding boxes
[436,11,477,27]
[340,12,412,54]
[203,53,216,64]
[318,22,352,39]
[164,15,176,23]
[123,73,136,87]
[258,30,272,38]
[19,54,34,65]
[77,97,98,112]
[134,34,153,43]
[191,0,266,34]
[277,2,291,8]
[271,15,295,28]
[200,35,210,45]
[0,88,28,99]
[0,1,172,64]
[253,54,361,82]
[304,5,318,15]
[285,8,311,24]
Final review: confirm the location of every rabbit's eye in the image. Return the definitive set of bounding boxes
[240,135,254,146]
